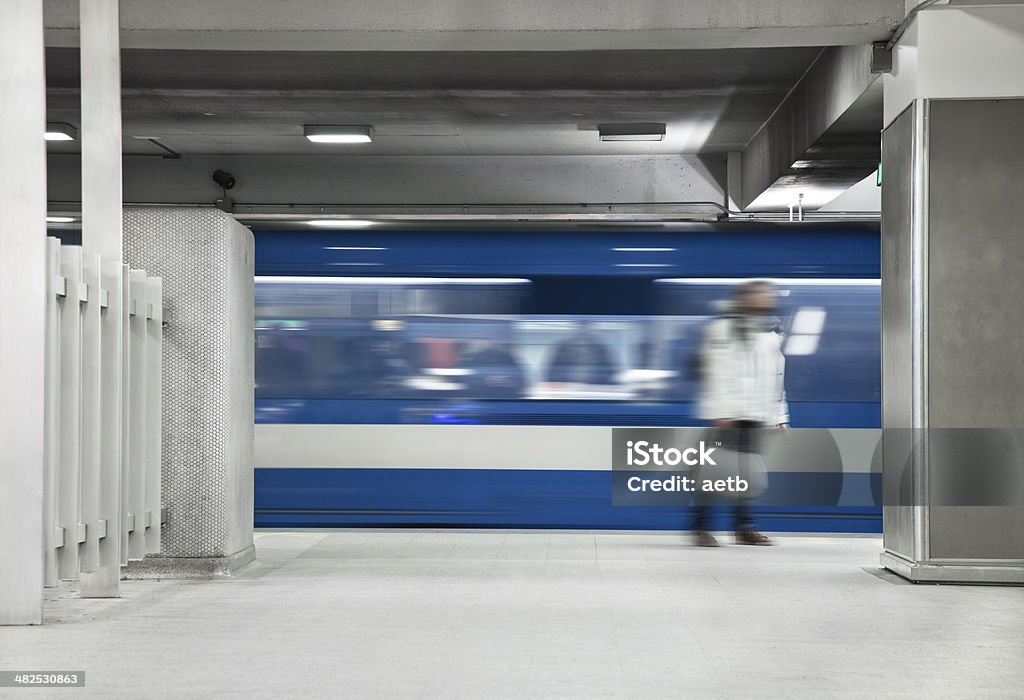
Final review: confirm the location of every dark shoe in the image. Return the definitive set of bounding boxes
[694,530,719,547]
[735,529,772,546]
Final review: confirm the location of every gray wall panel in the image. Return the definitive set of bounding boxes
[926,98,1024,561]
[926,99,1024,429]
[881,104,916,559]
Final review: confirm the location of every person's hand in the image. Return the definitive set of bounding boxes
[776,423,790,436]
[713,419,736,429]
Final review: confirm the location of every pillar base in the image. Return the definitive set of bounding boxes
[122,545,256,579]
[880,550,1024,586]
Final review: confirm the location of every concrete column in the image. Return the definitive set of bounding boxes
[0,0,47,625]
[77,0,124,601]
[880,4,1024,584]
[122,207,255,577]
[79,0,122,262]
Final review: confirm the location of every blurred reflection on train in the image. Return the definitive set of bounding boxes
[254,224,882,532]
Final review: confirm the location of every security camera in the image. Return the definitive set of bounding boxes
[212,169,236,190]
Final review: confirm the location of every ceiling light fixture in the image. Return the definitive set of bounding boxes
[304,125,374,144]
[46,216,75,223]
[598,123,666,142]
[45,123,77,141]
[307,219,377,228]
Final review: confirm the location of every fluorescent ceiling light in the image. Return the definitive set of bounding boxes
[307,219,377,228]
[45,123,77,141]
[304,124,373,143]
[46,216,75,223]
[598,123,666,142]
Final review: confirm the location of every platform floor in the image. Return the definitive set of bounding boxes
[2,530,1023,699]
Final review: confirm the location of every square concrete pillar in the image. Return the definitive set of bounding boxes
[880,5,1024,584]
[123,207,255,576]
[879,99,1024,584]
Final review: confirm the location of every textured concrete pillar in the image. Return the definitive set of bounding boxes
[123,207,255,576]
[880,5,1024,584]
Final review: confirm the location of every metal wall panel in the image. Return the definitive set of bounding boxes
[81,258,126,595]
[926,98,1024,561]
[56,246,83,580]
[43,239,62,587]
[35,238,162,604]
[880,103,916,560]
[79,253,103,576]
[127,270,149,560]
[145,277,164,555]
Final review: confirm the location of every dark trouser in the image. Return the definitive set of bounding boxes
[692,420,763,532]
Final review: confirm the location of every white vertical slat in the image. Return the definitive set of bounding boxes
[81,258,125,597]
[43,237,62,588]
[78,253,103,578]
[127,269,148,560]
[144,277,163,554]
[120,264,131,566]
[56,246,83,580]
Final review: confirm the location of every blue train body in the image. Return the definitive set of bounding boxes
[253,223,882,532]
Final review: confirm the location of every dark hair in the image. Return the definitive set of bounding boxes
[733,279,773,299]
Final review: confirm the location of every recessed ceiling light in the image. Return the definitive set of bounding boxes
[46,216,75,223]
[45,123,77,141]
[598,123,666,142]
[304,125,374,144]
[307,219,377,228]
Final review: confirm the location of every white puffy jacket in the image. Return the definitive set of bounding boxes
[697,315,789,425]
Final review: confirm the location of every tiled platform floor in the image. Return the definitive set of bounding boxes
[2,530,1022,698]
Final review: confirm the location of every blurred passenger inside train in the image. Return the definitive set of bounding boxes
[544,321,619,386]
[460,339,527,399]
[693,280,789,547]
[634,338,657,369]
[349,334,418,398]
[255,334,309,397]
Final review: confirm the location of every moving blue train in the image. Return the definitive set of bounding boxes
[254,223,882,532]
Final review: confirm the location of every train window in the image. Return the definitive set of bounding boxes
[655,278,881,403]
[254,276,880,413]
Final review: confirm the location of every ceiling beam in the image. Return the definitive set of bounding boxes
[44,0,903,51]
[734,44,881,211]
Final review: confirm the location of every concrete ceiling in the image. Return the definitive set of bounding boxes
[42,0,904,51]
[45,47,826,157]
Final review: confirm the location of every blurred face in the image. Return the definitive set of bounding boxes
[741,283,776,314]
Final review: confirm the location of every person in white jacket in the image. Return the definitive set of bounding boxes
[693,279,789,547]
